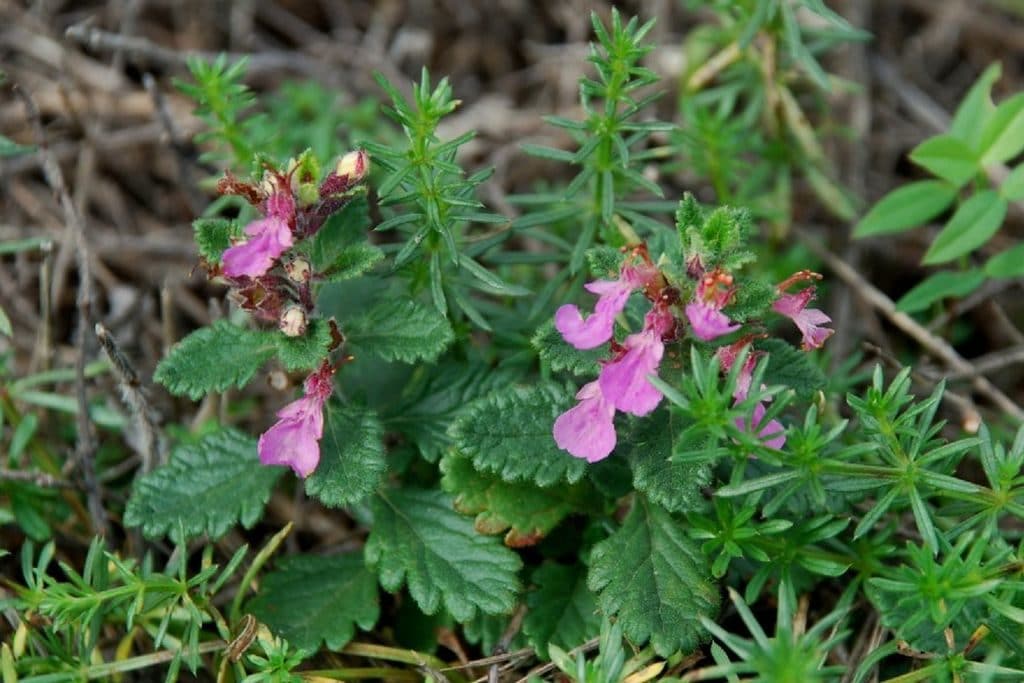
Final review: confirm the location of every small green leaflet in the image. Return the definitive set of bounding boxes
[909,134,978,188]
[853,180,958,238]
[310,197,372,269]
[155,321,275,399]
[978,92,1024,166]
[923,190,1007,265]
[192,218,237,263]
[365,488,522,622]
[523,562,600,659]
[304,403,386,508]
[247,552,379,651]
[950,63,999,148]
[1000,164,1024,201]
[450,383,587,486]
[588,496,719,656]
[124,428,282,541]
[440,453,596,546]
[985,244,1024,279]
[624,411,712,514]
[896,269,985,314]
[320,243,384,282]
[344,296,454,363]
[531,320,602,376]
[275,318,333,371]
[0,135,35,157]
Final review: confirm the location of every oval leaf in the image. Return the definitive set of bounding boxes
[922,190,1007,265]
[853,181,958,238]
[909,134,979,187]
[985,244,1024,279]
[895,269,985,314]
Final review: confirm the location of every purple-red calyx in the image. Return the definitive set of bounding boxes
[258,362,335,477]
[685,269,740,341]
[773,271,834,350]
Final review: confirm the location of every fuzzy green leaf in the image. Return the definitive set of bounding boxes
[310,197,371,269]
[853,180,958,238]
[524,562,600,659]
[450,383,586,486]
[386,361,521,462]
[758,338,827,396]
[909,134,979,187]
[985,244,1024,279]
[588,496,719,656]
[625,411,712,513]
[532,320,602,376]
[154,321,275,399]
[305,403,386,508]
[321,243,385,282]
[365,488,522,621]
[896,269,985,314]
[344,296,454,363]
[440,454,595,546]
[193,217,237,263]
[247,552,379,651]
[125,428,282,541]
[923,190,1007,265]
[275,318,333,371]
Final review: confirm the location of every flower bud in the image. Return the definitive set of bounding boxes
[336,149,369,182]
[285,257,312,283]
[279,306,307,337]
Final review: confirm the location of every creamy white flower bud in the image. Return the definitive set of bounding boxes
[279,306,307,337]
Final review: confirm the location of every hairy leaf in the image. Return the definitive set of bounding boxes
[365,488,522,621]
[450,383,586,486]
[524,562,600,659]
[154,321,275,399]
[305,403,386,508]
[345,296,454,363]
[758,338,827,396]
[248,552,379,651]
[321,243,385,282]
[125,428,282,541]
[625,411,711,513]
[588,496,719,655]
[192,217,238,263]
[440,454,594,546]
[275,318,333,371]
[532,320,602,376]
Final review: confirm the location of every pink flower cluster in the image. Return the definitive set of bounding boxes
[551,250,834,463]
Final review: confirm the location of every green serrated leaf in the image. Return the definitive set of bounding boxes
[923,190,1007,265]
[388,361,522,462]
[247,552,379,651]
[450,383,587,486]
[895,269,985,313]
[758,338,827,396]
[124,428,282,541]
[154,321,275,399]
[320,242,384,282]
[523,562,600,659]
[985,244,1024,279]
[365,488,522,622]
[588,496,719,656]
[624,411,711,513]
[275,318,333,371]
[532,320,602,376]
[193,218,237,263]
[344,297,454,363]
[311,198,371,269]
[853,180,959,238]
[304,402,386,508]
[979,92,1024,166]
[440,453,594,546]
[909,134,979,187]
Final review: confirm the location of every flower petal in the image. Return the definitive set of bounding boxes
[599,331,664,416]
[553,381,617,462]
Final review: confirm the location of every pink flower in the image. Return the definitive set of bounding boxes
[772,288,834,350]
[686,270,740,341]
[598,307,673,416]
[736,401,786,450]
[258,363,334,477]
[553,381,617,462]
[555,263,657,350]
[222,191,296,278]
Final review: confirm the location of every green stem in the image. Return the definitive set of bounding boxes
[229,522,292,623]
[20,641,225,683]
